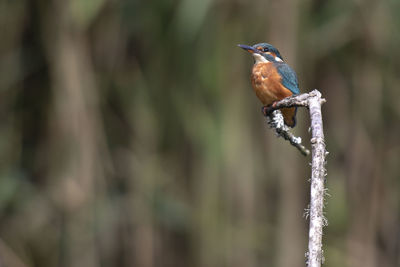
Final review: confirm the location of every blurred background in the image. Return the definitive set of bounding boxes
[0,0,399,266]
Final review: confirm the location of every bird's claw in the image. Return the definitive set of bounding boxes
[262,102,278,116]
[261,106,269,116]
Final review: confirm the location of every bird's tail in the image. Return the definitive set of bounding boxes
[282,107,297,128]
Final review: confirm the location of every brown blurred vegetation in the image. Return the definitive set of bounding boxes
[0,0,399,266]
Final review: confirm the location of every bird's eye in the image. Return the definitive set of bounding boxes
[263,48,269,52]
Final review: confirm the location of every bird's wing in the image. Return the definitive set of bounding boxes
[275,63,300,95]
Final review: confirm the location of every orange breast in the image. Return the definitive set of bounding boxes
[251,63,297,127]
[250,63,293,106]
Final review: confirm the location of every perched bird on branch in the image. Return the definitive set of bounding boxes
[238,43,300,127]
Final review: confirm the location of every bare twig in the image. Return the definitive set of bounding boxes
[265,90,328,267]
[266,111,310,156]
[268,92,311,109]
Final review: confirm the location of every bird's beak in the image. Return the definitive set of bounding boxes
[238,44,259,54]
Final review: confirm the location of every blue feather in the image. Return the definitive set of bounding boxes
[260,53,300,95]
[274,63,300,95]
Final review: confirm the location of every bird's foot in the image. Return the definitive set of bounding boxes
[262,102,278,116]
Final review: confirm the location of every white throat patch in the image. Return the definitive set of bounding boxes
[252,53,269,64]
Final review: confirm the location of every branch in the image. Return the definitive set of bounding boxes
[266,111,310,156]
[264,90,328,267]
[268,91,312,109]
[264,91,322,156]
[305,90,328,267]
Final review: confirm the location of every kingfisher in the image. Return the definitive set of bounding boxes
[238,43,300,127]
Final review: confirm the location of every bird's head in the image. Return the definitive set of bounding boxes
[238,43,283,64]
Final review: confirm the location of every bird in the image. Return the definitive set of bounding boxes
[238,43,300,127]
